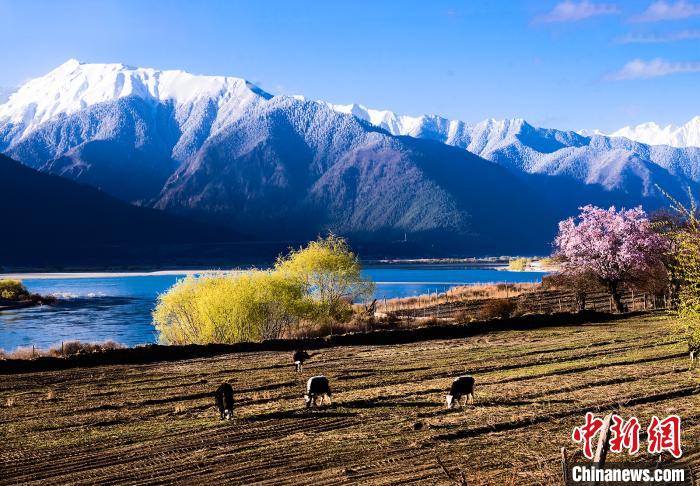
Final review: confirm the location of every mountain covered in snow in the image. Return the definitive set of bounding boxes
[324,103,700,196]
[1,60,698,255]
[608,117,700,149]
[0,60,561,254]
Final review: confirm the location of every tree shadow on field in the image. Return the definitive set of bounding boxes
[470,399,532,407]
[415,398,532,419]
[337,373,374,381]
[245,407,358,422]
[341,398,436,410]
[237,380,297,394]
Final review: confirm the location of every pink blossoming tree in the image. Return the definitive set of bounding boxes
[553,205,668,312]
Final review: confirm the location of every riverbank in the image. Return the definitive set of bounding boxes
[0,279,56,311]
[0,310,652,373]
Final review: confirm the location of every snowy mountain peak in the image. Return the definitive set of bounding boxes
[0,60,271,135]
[608,116,700,148]
[55,58,82,72]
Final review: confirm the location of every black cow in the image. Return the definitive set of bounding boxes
[446,376,475,408]
[293,349,311,373]
[215,383,234,420]
[304,375,332,408]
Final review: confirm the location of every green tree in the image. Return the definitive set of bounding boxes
[275,234,375,323]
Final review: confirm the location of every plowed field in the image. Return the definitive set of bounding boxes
[1,313,698,485]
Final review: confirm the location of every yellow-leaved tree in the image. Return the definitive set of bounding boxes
[153,271,308,345]
[275,234,375,323]
[153,235,374,344]
[657,187,700,359]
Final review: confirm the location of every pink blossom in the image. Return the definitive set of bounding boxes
[554,205,668,284]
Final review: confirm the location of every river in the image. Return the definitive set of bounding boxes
[0,265,544,351]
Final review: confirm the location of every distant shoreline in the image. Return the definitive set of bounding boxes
[0,269,247,280]
[2,262,552,280]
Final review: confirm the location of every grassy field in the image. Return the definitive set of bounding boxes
[0,313,698,485]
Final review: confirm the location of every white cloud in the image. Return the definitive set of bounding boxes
[607,58,700,80]
[534,1,620,23]
[615,29,700,42]
[630,1,700,22]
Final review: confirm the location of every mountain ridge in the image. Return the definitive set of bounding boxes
[1,60,699,257]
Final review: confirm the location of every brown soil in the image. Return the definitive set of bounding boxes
[0,313,697,485]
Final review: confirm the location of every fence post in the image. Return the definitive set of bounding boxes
[561,447,569,484]
[590,413,613,486]
[631,290,635,311]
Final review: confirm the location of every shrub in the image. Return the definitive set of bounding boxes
[153,236,376,344]
[659,189,700,354]
[479,299,517,320]
[508,258,530,271]
[454,310,476,323]
[48,340,125,357]
[153,272,309,345]
[0,346,39,360]
[0,279,30,301]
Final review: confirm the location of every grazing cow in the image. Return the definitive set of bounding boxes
[304,375,332,408]
[446,376,475,409]
[293,349,311,372]
[215,383,234,420]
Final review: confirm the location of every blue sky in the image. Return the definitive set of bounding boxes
[1,0,699,131]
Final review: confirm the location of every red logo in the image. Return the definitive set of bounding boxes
[647,415,682,458]
[572,412,604,459]
[609,415,640,455]
[572,414,682,459]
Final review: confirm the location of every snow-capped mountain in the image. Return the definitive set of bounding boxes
[323,102,700,193]
[0,59,698,254]
[0,60,273,202]
[608,117,700,149]
[0,60,560,254]
[0,59,269,133]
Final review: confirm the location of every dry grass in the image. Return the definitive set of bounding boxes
[0,346,40,360]
[0,340,125,360]
[0,313,697,484]
[479,298,518,320]
[375,283,538,314]
[48,340,125,357]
